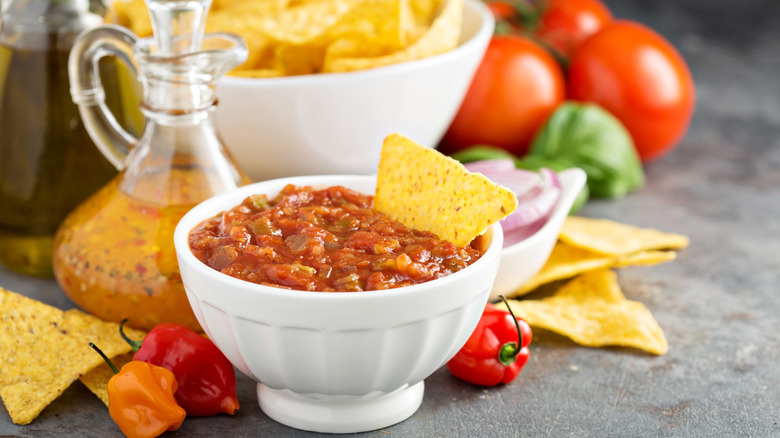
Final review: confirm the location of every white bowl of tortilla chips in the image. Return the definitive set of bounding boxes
[211,0,494,180]
[109,0,493,180]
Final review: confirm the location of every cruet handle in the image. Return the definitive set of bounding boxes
[68,24,140,170]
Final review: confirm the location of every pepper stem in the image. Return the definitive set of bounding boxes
[89,342,119,375]
[119,318,144,352]
[497,295,523,366]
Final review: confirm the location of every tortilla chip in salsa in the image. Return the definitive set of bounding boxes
[374,133,518,247]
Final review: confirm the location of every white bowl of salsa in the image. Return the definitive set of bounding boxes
[173,174,503,433]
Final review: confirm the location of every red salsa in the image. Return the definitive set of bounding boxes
[188,184,485,292]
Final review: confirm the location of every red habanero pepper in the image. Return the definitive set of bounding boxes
[120,320,240,416]
[90,343,186,438]
[446,297,532,386]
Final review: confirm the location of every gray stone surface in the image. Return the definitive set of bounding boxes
[2,0,779,436]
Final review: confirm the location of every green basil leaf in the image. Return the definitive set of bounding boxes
[447,145,518,163]
[527,101,645,199]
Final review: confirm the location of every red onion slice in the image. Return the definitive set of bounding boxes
[463,159,517,175]
[465,162,561,247]
[502,168,560,228]
[467,164,543,202]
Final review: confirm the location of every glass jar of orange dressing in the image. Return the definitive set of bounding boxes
[53,0,250,331]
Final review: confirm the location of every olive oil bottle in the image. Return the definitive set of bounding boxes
[0,0,138,277]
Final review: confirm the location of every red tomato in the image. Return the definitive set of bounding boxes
[568,20,696,162]
[534,0,612,59]
[440,35,566,157]
[486,1,516,21]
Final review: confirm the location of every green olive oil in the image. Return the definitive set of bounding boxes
[0,41,118,277]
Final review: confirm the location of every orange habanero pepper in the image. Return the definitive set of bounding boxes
[91,343,186,438]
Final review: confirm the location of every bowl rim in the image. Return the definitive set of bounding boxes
[217,0,495,87]
[173,174,504,302]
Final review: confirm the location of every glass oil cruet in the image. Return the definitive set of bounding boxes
[52,0,250,331]
[0,0,118,277]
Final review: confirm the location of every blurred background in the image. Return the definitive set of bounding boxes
[604,0,780,164]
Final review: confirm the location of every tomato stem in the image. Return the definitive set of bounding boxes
[514,0,544,32]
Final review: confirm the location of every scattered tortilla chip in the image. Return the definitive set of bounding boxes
[0,288,145,424]
[79,353,135,407]
[509,241,677,297]
[560,216,690,256]
[612,250,677,268]
[374,133,517,247]
[498,269,668,355]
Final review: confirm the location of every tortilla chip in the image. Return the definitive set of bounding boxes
[259,0,359,44]
[374,133,517,247]
[79,353,135,407]
[0,288,145,424]
[273,43,328,75]
[409,0,444,27]
[499,269,668,355]
[228,68,285,78]
[509,241,677,297]
[612,250,677,268]
[110,0,460,76]
[560,216,690,256]
[325,0,410,49]
[110,0,153,37]
[323,0,462,72]
[321,0,412,64]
